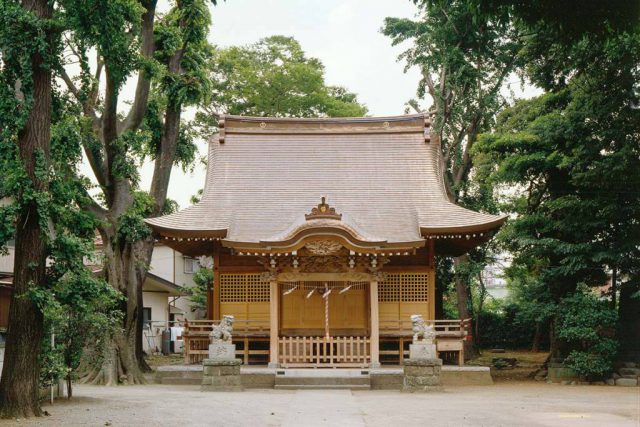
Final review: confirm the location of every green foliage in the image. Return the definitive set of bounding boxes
[117,191,155,244]
[184,266,212,313]
[383,0,523,196]
[492,358,509,369]
[61,0,144,88]
[556,290,618,379]
[476,301,544,350]
[195,36,367,137]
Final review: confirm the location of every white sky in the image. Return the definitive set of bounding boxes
[91,0,539,210]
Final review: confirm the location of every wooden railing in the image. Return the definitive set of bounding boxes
[379,318,471,338]
[182,319,269,364]
[181,318,470,365]
[278,336,370,368]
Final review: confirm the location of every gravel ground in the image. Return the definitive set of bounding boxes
[2,382,638,427]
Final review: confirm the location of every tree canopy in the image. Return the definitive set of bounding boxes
[195,36,367,136]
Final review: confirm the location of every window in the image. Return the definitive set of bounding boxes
[142,307,152,328]
[183,257,200,274]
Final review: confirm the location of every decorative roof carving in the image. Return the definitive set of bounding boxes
[304,240,343,256]
[305,197,342,221]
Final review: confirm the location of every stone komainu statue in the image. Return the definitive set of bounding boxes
[411,314,436,344]
[210,315,234,343]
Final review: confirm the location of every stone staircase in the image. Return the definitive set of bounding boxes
[274,369,371,390]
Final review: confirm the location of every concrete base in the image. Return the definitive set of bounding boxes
[201,359,243,392]
[402,358,443,393]
[156,365,493,389]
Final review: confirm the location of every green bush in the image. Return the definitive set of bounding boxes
[492,358,509,369]
[477,302,545,349]
[556,289,618,379]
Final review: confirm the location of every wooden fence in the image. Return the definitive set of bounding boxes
[278,336,370,368]
[182,319,269,364]
[182,318,470,365]
[379,318,471,337]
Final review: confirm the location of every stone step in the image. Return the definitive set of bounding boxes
[155,367,203,385]
[275,376,370,386]
[274,384,371,390]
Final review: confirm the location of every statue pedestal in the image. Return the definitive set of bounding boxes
[409,342,437,359]
[208,343,236,360]
[202,342,242,391]
[201,358,243,392]
[402,358,443,393]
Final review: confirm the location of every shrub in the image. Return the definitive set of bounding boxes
[556,289,618,379]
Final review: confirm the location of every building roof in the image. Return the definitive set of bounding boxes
[146,114,506,256]
[143,273,185,296]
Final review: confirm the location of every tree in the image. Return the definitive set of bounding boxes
[0,0,56,417]
[556,289,618,380]
[184,266,212,314]
[194,36,367,135]
[50,0,217,385]
[40,236,122,399]
[383,0,522,356]
[473,40,640,358]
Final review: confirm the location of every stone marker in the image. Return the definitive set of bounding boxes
[402,314,443,393]
[615,378,638,387]
[201,315,243,392]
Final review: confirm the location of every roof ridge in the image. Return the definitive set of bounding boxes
[222,113,428,123]
[217,114,431,142]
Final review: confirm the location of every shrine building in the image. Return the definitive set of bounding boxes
[146,114,505,368]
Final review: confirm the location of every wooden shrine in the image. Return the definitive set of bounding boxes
[146,114,505,367]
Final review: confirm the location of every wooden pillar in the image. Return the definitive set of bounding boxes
[370,280,380,368]
[211,247,221,320]
[428,239,436,320]
[269,280,279,367]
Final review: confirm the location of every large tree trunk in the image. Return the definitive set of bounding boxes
[82,231,148,385]
[136,241,154,373]
[531,322,543,352]
[617,280,640,363]
[453,255,479,359]
[0,0,52,417]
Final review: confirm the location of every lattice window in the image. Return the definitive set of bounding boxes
[220,273,269,302]
[379,273,429,302]
[379,275,401,302]
[247,274,269,302]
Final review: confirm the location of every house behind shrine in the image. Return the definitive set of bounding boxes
[146,114,505,368]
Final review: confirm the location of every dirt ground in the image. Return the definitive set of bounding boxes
[2,382,638,427]
[467,350,550,381]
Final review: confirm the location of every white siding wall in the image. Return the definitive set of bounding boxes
[142,291,170,354]
[0,246,14,274]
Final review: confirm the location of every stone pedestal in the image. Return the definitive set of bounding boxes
[402,358,443,393]
[208,343,236,360]
[409,343,437,359]
[201,358,243,392]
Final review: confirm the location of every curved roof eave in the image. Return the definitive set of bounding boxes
[419,215,508,236]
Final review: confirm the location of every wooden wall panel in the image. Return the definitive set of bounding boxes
[378,271,433,321]
[220,302,247,320]
[248,302,270,323]
[329,289,367,329]
[379,302,400,324]
[400,302,429,319]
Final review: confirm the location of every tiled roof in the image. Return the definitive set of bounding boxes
[146,114,505,255]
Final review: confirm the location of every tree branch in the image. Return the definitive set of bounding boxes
[118,1,157,134]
